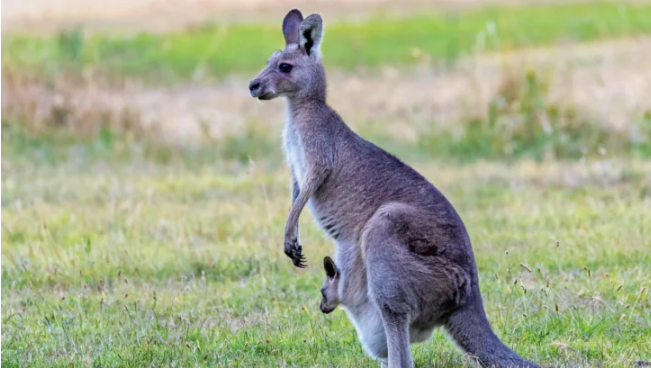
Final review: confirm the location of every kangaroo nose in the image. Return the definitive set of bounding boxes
[249,80,261,96]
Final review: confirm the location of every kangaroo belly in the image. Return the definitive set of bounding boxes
[344,302,436,357]
[307,200,348,240]
[344,305,388,360]
[309,185,371,241]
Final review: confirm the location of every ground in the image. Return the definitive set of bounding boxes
[2,150,650,367]
[2,0,650,367]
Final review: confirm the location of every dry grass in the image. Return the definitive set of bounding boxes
[4,37,650,146]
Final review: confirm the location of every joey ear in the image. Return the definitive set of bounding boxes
[299,14,323,57]
[282,9,304,45]
[323,256,339,279]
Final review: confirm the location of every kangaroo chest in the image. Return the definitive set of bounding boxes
[282,123,307,189]
[282,119,345,240]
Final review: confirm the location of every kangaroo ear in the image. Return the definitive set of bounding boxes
[282,9,304,45]
[323,256,338,279]
[300,14,323,58]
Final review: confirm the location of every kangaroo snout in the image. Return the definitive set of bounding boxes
[320,303,334,314]
[248,79,262,97]
[248,78,275,100]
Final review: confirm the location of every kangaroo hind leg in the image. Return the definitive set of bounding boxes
[364,208,418,368]
[381,310,413,368]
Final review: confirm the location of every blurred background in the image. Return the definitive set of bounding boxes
[2,1,650,367]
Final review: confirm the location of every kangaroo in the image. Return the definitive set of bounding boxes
[320,256,438,367]
[249,9,538,368]
[319,257,341,315]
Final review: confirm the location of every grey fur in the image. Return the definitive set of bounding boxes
[249,9,539,368]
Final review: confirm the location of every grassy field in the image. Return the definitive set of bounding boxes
[2,131,651,368]
[2,1,651,367]
[4,2,651,81]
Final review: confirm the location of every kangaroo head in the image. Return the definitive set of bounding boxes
[320,256,340,314]
[249,9,326,101]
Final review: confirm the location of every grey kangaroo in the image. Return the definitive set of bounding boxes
[249,9,538,368]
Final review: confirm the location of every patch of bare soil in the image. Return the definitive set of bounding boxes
[3,37,651,143]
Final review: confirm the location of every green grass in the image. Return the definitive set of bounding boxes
[2,136,650,367]
[3,2,651,82]
[2,2,651,365]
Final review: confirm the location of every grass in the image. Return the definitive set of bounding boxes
[413,70,651,161]
[2,2,651,366]
[5,73,650,165]
[3,2,651,82]
[2,135,650,367]
[4,1,651,163]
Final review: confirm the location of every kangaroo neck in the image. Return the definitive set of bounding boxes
[284,97,332,137]
[286,94,327,119]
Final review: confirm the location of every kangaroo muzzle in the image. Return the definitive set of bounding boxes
[248,79,262,98]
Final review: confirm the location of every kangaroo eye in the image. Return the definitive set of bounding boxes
[279,63,293,73]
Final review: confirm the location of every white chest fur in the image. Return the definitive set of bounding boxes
[282,120,307,189]
[282,116,332,235]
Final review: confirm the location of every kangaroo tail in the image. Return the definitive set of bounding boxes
[444,284,538,368]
